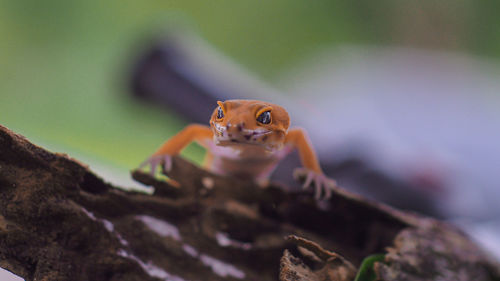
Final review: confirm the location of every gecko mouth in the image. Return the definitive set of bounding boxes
[215,139,278,153]
[215,130,274,148]
[216,138,264,146]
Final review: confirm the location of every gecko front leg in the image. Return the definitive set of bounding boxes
[139,124,213,176]
[285,128,338,200]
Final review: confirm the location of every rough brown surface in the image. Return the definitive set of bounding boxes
[0,124,499,281]
[279,235,356,281]
[375,224,500,281]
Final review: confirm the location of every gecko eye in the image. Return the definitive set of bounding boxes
[217,107,224,119]
[256,111,271,124]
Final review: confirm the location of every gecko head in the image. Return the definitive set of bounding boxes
[209,99,290,151]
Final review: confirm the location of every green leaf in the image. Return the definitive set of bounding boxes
[354,254,385,281]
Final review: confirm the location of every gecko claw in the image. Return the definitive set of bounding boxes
[302,171,315,190]
[315,179,322,200]
[139,154,173,176]
[293,168,338,200]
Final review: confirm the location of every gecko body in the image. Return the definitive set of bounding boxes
[141,100,337,199]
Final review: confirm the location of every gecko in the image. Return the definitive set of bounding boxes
[139,99,337,199]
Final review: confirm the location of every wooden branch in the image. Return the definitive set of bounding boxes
[0,124,498,281]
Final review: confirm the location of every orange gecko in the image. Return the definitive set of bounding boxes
[140,100,337,199]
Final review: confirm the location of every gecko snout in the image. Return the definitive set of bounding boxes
[225,122,253,142]
[226,122,245,133]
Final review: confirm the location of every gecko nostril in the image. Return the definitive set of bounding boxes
[262,135,268,141]
[244,135,251,140]
[237,124,243,132]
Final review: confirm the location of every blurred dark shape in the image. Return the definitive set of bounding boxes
[131,39,218,123]
[323,157,441,218]
[129,32,443,218]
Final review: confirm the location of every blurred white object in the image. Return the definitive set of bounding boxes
[279,46,500,260]
[280,46,500,220]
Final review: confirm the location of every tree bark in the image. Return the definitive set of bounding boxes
[0,124,498,281]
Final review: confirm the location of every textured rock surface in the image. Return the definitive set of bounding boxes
[0,124,498,281]
[375,225,500,281]
[279,235,356,281]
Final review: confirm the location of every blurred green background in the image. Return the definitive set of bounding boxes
[1,0,499,170]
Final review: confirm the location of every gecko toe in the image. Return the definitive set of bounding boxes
[302,171,314,190]
[163,155,172,172]
[139,155,171,176]
[314,177,322,200]
[324,182,332,199]
[149,159,158,176]
[294,168,338,200]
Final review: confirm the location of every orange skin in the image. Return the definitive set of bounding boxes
[141,100,337,199]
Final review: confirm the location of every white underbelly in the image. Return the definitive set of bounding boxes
[206,141,291,180]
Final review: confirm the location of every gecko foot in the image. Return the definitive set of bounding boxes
[293,168,338,200]
[138,154,172,176]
